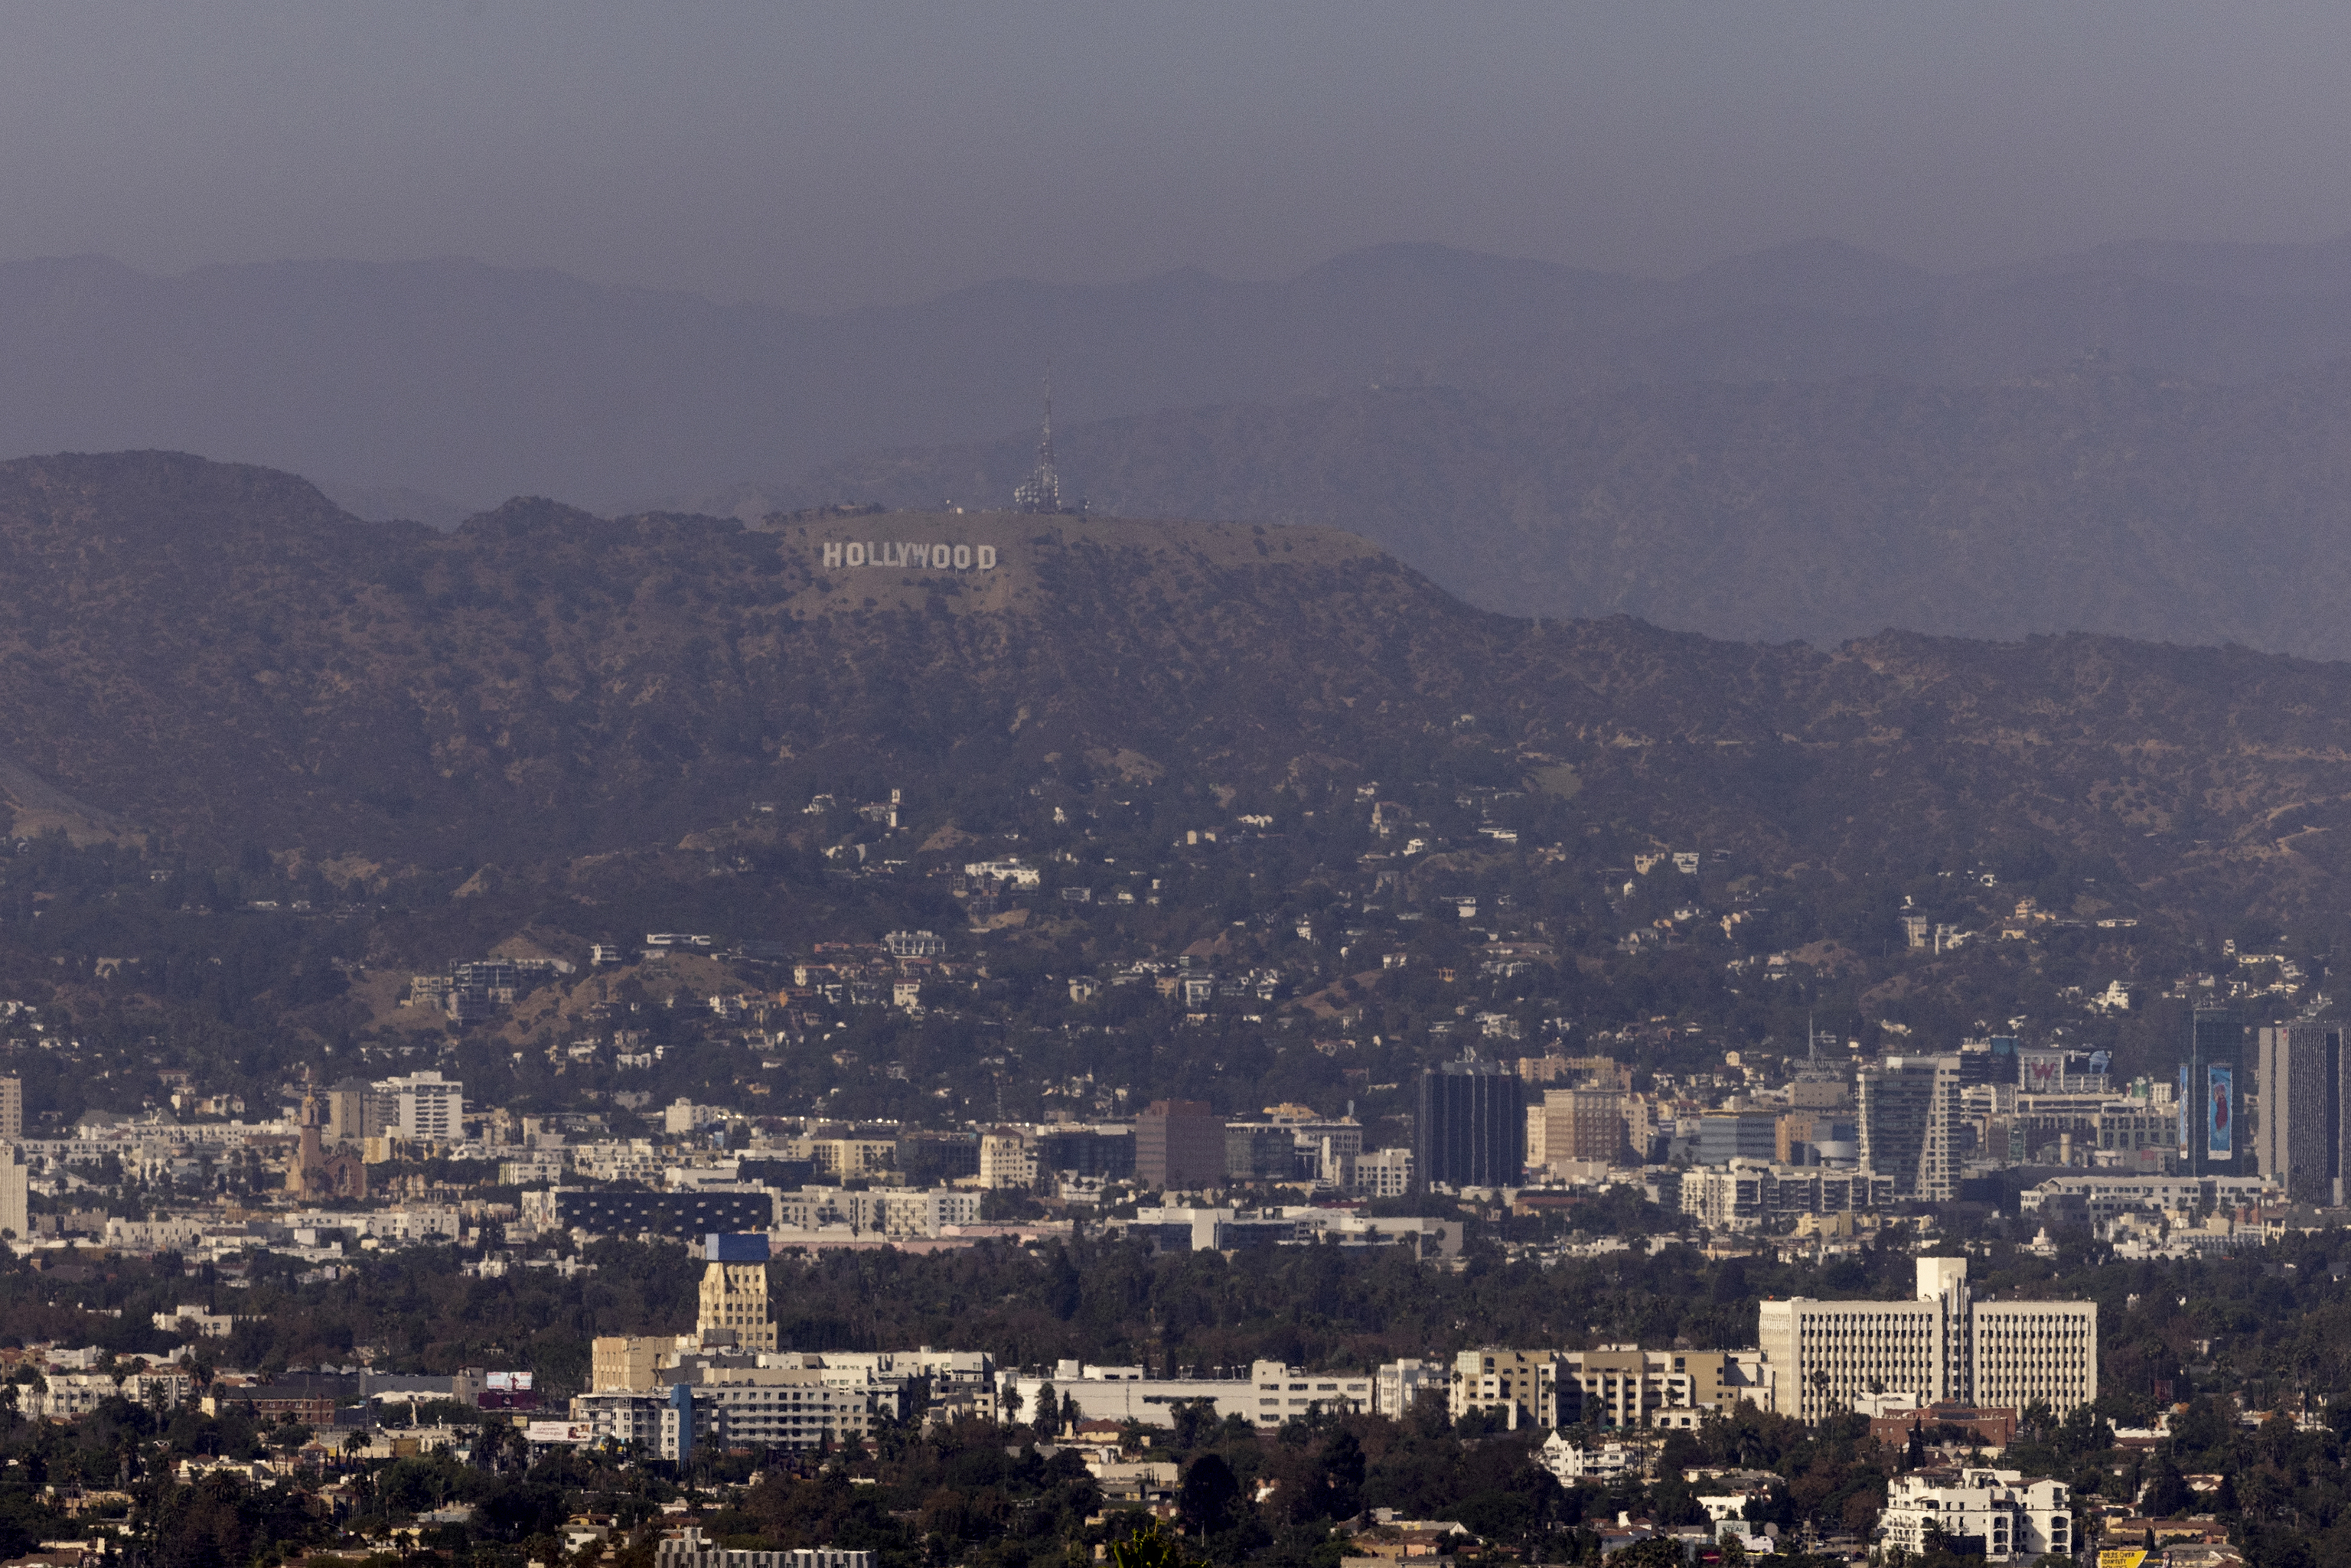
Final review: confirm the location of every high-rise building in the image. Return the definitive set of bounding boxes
[1224,1123,1296,1182]
[0,1075,20,1140]
[325,1077,394,1148]
[1526,1090,1627,1172]
[1351,1147,1414,1198]
[2258,1022,2343,1205]
[1775,1110,1858,1165]
[1417,1059,1525,1189]
[1374,1358,1440,1417]
[977,1130,1039,1190]
[1554,1346,1769,1429]
[1756,1258,2097,1423]
[1957,1037,2020,1088]
[1694,1110,1779,1165]
[377,1070,464,1142]
[1136,1100,1225,1191]
[2182,1006,2243,1176]
[696,1234,776,1351]
[0,1146,25,1240]
[1858,1055,1962,1202]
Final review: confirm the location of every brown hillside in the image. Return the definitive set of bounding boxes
[3,452,2351,926]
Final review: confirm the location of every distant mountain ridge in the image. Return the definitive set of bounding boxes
[766,358,2351,660]
[22,237,2351,651]
[11,235,2351,520]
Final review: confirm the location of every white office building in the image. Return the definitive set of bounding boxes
[771,1186,981,1237]
[1352,1147,1414,1199]
[2020,1172,2277,1224]
[1009,1359,1370,1430]
[1756,1258,2096,1423]
[1375,1358,1442,1418]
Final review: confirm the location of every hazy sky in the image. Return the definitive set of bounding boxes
[5,3,2351,313]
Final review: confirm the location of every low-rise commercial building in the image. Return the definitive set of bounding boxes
[2019,1172,2276,1224]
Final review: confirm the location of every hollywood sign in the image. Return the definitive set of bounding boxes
[821,540,998,570]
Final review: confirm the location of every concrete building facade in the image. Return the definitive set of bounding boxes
[1756,1259,2096,1424]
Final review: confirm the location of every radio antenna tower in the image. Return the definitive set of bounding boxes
[1012,370,1065,514]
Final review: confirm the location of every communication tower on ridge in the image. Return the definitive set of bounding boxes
[1012,374,1074,514]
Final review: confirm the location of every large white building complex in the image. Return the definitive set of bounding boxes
[1006,1360,1374,1430]
[1879,1469,2072,1563]
[1755,1258,2096,1423]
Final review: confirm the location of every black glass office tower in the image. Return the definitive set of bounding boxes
[2182,1006,2242,1176]
[1417,1059,1525,1189]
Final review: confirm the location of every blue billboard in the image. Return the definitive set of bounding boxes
[704,1232,770,1262]
[2208,1064,2234,1161]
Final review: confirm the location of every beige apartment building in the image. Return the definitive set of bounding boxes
[1525,1089,1628,1172]
[1449,1348,1560,1427]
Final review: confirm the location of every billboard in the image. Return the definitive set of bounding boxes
[705,1232,770,1263]
[484,1371,534,1392]
[2208,1064,2234,1160]
[2098,1552,2148,1568]
[2020,1048,2065,1093]
[524,1421,592,1444]
[2179,1064,2191,1154]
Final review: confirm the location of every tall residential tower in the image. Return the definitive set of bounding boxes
[2258,1022,2344,1205]
[1858,1055,1961,1203]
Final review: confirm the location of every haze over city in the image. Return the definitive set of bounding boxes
[4,10,2351,1568]
[5,5,2351,310]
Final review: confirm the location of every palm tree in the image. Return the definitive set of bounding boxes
[1110,1521,1189,1568]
